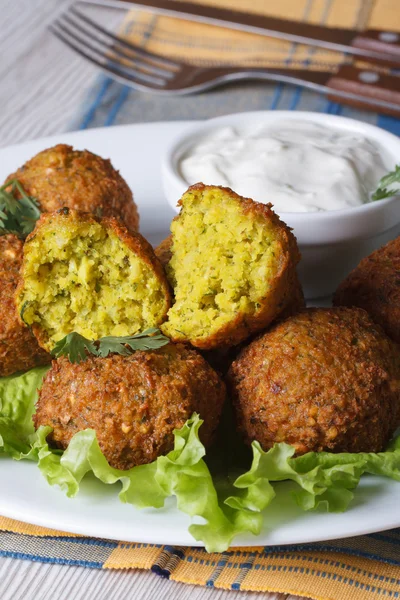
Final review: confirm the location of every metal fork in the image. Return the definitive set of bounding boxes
[50,4,400,116]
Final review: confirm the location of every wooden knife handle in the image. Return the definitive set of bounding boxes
[83,1,400,67]
[326,65,400,117]
[352,30,400,68]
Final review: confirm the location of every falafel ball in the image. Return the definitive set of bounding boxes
[334,237,400,344]
[0,235,50,376]
[160,184,300,350]
[34,344,226,470]
[228,307,400,455]
[6,144,139,232]
[276,270,305,320]
[16,209,171,353]
[155,234,173,269]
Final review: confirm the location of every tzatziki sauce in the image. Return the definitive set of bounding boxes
[179,120,389,212]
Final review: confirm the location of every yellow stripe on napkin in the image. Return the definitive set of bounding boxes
[119,0,398,70]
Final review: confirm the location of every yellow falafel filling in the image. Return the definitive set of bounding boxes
[17,216,166,351]
[162,187,283,341]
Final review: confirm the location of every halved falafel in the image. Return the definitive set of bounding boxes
[334,237,400,344]
[6,144,139,232]
[0,235,50,376]
[160,184,300,349]
[16,209,171,352]
[34,344,226,470]
[156,234,305,319]
[228,307,400,455]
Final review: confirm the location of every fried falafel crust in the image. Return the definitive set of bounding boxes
[34,344,226,470]
[334,237,400,344]
[155,235,173,269]
[16,209,172,352]
[0,235,50,376]
[276,270,305,320]
[228,307,400,455]
[6,144,139,232]
[160,184,301,350]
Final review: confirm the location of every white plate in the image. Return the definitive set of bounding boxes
[1,122,399,547]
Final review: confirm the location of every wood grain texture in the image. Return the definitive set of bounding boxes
[0,1,309,598]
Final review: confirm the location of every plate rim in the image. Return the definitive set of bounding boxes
[1,119,399,549]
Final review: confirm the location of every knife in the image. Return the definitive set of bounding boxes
[80,0,400,67]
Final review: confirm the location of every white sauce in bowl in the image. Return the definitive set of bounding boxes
[179,120,389,212]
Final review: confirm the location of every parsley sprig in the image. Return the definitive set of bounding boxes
[51,333,98,364]
[0,179,41,239]
[97,329,171,357]
[372,165,400,201]
[51,328,170,364]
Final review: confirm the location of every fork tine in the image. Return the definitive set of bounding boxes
[50,19,168,89]
[70,5,180,71]
[61,9,176,79]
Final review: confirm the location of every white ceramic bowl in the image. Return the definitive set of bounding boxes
[162,111,400,298]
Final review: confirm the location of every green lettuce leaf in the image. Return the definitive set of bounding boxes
[31,415,265,552]
[229,437,400,517]
[0,366,50,458]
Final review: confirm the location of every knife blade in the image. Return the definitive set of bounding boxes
[81,0,400,67]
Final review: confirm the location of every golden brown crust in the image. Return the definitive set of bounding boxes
[163,184,301,350]
[228,307,400,455]
[6,144,139,232]
[155,235,173,269]
[334,237,400,344]
[275,270,306,322]
[34,344,226,470]
[0,234,50,376]
[16,209,172,351]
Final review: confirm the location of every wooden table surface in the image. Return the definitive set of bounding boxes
[0,2,309,598]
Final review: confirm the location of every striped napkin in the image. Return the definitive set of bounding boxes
[1,517,400,598]
[4,1,400,599]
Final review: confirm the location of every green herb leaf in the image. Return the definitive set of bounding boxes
[51,329,170,363]
[97,328,170,358]
[51,333,99,364]
[371,165,400,201]
[0,179,41,239]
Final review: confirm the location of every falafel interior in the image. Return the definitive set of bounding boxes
[17,211,170,352]
[161,184,296,346]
